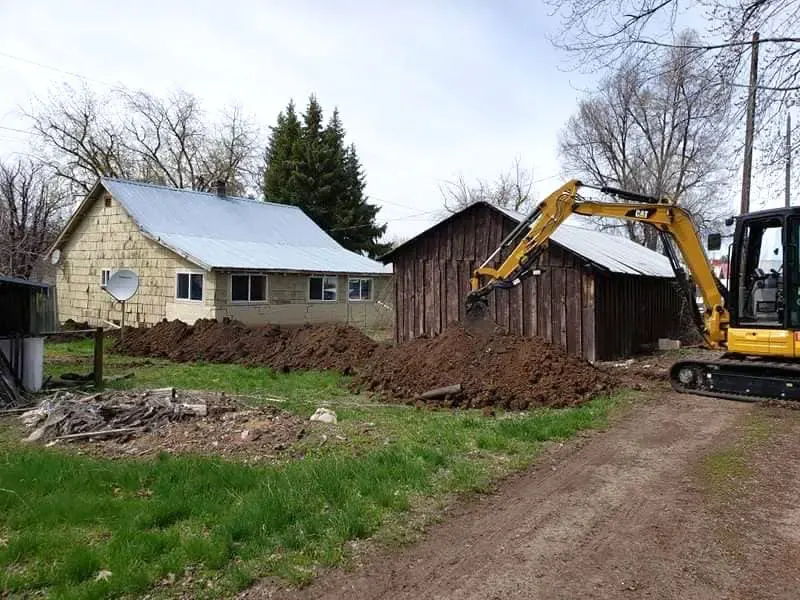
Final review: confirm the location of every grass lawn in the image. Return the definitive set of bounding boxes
[0,339,626,599]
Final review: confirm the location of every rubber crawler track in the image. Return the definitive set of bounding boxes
[670,357,800,403]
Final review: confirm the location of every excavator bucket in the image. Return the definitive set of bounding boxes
[464,294,495,334]
[465,296,489,322]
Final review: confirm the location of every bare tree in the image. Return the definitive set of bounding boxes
[0,159,69,279]
[546,0,800,173]
[441,157,536,214]
[559,39,732,248]
[26,83,260,197]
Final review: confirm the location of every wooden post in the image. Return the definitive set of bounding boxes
[740,31,759,215]
[93,327,104,388]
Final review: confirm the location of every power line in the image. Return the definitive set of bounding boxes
[0,125,33,135]
[0,50,112,87]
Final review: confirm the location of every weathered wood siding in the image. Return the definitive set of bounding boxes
[390,202,681,361]
[391,203,598,360]
[593,274,682,360]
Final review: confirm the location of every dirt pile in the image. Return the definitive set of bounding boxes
[354,324,618,409]
[116,319,617,409]
[117,318,379,373]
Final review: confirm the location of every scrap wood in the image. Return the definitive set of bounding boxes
[18,388,212,444]
[0,351,23,408]
[53,427,142,442]
[103,372,134,383]
[417,384,462,400]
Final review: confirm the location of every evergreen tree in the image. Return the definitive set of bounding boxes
[263,100,301,203]
[262,95,389,258]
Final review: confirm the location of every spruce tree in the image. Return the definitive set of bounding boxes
[262,95,389,258]
[263,100,301,203]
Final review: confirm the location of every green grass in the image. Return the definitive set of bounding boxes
[0,339,625,598]
[698,414,774,497]
[45,338,351,411]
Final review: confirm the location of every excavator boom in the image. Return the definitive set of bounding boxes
[466,179,800,403]
[466,179,729,347]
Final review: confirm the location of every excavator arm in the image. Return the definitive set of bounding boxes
[466,179,729,347]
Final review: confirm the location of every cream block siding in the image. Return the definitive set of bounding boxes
[213,272,394,329]
[55,193,215,326]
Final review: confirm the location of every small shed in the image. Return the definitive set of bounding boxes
[381,201,683,361]
[0,276,57,395]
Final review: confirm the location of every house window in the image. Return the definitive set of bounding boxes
[348,278,373,301]
[231,274,267,302]
[176,272,203,301]
[309,276,337,301]
[100,269,111,286]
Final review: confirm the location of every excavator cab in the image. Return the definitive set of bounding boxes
[724,208,800,357]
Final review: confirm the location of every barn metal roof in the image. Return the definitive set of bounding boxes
[379,201,674,278]
[97,179,392,274]
[493,205,675,277]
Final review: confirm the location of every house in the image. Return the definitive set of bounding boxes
[380,201,683,361]
[50,179,393,330]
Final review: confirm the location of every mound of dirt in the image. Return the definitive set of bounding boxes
[354,324,618,409]
[117,319,616,409]
[49,319,94,343]
[116,318,379,374]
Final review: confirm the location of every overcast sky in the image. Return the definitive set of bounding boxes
[0,0,603,240]
[0,1,784,243]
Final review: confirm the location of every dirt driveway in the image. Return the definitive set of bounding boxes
[249,393,800,600]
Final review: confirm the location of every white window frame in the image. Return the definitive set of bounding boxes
[348,277,373,302]
[230,273,269,304]
[100,268,112,287]
[308,275,338,302]
[175,272,204,302]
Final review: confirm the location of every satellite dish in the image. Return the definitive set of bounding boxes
[50,249,61,265]
[104,269,139,301]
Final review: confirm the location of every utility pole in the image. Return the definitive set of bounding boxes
[741,31,760,215]
[787,110,792,208]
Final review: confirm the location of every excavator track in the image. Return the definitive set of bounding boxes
[670,356,800,403]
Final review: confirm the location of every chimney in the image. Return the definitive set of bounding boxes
[212,180,227,197]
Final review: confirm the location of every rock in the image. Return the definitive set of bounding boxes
[95,569,113,582]
[19,407,46,428]
[658,338,681,351]
[240,429,250,440]
[23,426,46,443]
[309,408,337,424]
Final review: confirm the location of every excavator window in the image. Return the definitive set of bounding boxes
[736,217,784,327]
[789,218,800,328]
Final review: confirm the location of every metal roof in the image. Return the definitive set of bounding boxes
[380,201,673,278]
[99,178,392,274]
[0,275,50,289]
[493,205,674,277]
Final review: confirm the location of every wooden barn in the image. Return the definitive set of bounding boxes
[381,201,683,361]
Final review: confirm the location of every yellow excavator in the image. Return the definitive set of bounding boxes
[465,179,800,402]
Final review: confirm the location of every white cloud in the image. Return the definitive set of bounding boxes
[0,0,598,239]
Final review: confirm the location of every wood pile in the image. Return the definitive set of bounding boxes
[19,388,210,444]
[0,351,24,408]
